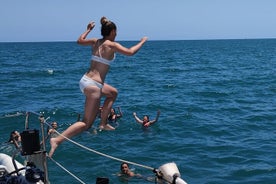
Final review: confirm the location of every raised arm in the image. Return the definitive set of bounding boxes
[112,37,148,56]
[117,107,123,118]
[149,110,160,125]
[77,22,97,46]
[133,112,143,124]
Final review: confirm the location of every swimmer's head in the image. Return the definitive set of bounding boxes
[51,121,58,128]
[143,115,149,123]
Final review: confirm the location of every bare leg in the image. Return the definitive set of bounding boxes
[99,83,118,130]
[49,86,101,157]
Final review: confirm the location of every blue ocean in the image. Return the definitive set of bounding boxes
[0,39,275,184]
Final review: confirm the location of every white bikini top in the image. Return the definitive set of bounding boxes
[91,40,115,66]
[91,55,115,66]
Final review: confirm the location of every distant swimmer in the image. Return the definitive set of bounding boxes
[48,16,147,157]
[133,110,160,128]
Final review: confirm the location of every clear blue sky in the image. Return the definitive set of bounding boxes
[1,0,276,42]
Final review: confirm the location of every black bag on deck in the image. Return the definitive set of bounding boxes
[20,129,40,155]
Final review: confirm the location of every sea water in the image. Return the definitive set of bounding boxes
[0,39,275,183]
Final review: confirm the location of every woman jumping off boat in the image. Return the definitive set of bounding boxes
[49,16,147,157]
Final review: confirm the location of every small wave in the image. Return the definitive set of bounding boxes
[0,112,24,119]
[47,69,54,74]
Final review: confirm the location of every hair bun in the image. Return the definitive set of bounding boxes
[101,16,109,25]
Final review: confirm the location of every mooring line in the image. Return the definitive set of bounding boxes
[54,129,155,171]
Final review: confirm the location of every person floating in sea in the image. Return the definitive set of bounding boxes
[49,16,147,157]
[133,110,160,128]
[45,121,59,141]
[107,107,123,124]
[8,130,21,150]
[118,162,141,177]
[118,162,158,183]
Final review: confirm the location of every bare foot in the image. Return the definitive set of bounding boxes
[49,138,59,157]
[99,124,115,131]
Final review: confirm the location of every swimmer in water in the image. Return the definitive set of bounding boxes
[133,110,160,128]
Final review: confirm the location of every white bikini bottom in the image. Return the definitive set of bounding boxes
[79,75,103,93]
